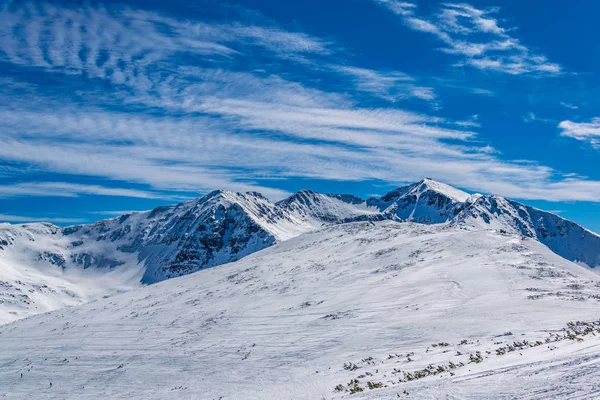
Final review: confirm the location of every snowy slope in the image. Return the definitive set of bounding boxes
[1,179,599,325]
[0,223,144,325]
[1,221,600,399]
[0,190,371,323]
[277,189,380,228]
[455,195,600,268]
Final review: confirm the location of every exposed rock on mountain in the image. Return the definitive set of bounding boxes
[0,179,598,323]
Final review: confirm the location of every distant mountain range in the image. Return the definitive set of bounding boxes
[1,178,599,324]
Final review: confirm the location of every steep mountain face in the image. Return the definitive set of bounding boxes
[455,195,600,269]
[277,189,378,226]
[62,190,286,284]
[367,178,470,223]
[0,178,599,324]
[2,221,600,399]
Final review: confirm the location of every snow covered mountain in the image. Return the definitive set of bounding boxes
[455,194,600,268]
[2,220,600,399]
[0,189,374,323]
[0,178,598,324]
[367,178,470,223]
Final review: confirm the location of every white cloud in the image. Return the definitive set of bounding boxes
[0,214,85,224]
[2,89,600,202]
[0,2,331,87]
[523,112,554,124]
[431,78,496,97]
[559,119,600,148]
[560,102,579,110]
[0,182,177,200]
[0,0,598,206]
[469,87,495,96]
[375,2,562,75]
[373,0,416,16]
[88,210,148,216]
[332,65,436,101]
[523,112,536,123]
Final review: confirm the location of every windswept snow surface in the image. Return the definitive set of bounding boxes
[1,179,599,324]
[2,221,600,399]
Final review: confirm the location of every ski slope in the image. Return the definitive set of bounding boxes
[1,220,600,399]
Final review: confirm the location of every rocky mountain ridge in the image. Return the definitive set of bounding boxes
[0,178,598,323]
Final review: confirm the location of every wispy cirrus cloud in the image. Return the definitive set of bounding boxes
[0,213,85,224]
[0,98,478,192]
[2,87,600,202]
[0,2,330,86]
[374,1,562,75]
[469,87,495,96]
[0,0,599,207]
[87,210,148,216]
[430,77,496,97]
[0,182,178,200]
[560,102,579,110]
[559,119,600,148]
[375,0,416,16]
[523,112,554,124]
[331,65,436,101]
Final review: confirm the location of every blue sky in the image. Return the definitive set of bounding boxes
[1,0,600,231]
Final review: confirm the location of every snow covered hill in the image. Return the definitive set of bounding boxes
[0,178,599,324]
[2,220,600,399]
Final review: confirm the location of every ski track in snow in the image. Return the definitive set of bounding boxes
[1,221,600,399]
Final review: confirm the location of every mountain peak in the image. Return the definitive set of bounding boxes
[184,189,272,211]
[376,178,469,204]
[411,178,470,203]
[245,191,269,200]
[276,189,322,207]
